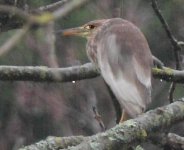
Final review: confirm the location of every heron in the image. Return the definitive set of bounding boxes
[60,18,153,123]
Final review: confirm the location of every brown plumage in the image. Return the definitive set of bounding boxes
[61,18,153,122]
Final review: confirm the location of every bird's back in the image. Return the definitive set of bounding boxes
[87,18,153,118]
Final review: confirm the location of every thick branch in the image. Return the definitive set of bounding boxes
[0,63,99,82]
[19,136,88,150]
[149,132,184,149]
[166,133,184,149]
[19,100,184,150]
[0,63,184,83]
[152,67,184,83]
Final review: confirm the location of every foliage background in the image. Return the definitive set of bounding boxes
[0,0,184,149]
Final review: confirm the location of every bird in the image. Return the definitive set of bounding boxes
[60,18,153,123]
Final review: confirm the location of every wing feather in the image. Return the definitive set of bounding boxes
[96,20,152,118]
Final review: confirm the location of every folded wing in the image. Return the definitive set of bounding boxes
[96,20,152,118]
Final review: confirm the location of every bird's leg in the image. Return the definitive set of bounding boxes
[119,110,130,123]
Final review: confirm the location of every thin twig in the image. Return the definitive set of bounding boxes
[152,56,164,69]
[38,0,68,11]
[168,82,176,103]
[0,1,90,58]
[178,41,184,46]
[52,0,89,19]
[0,0,90,27]
[92,106,106,131]
[151,1,178,47]
[0,24,30,56]
[169,83,176,103]
[151,0,182,103]
[0,5,32,22]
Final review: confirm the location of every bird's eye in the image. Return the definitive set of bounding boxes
[85,25,95,30]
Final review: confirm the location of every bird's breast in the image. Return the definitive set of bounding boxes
[86,38,98,65]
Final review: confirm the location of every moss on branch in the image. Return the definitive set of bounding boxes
[19,100,184,150]
[0,64,184,83]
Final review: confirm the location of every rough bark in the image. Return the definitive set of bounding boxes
[0,63,183,83]
[0,63,99,82]
[19,100,184,150]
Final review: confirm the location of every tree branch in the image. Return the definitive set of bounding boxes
[151,0,181,52]
[151,0,183,102]
[0,5,31,22]
[38,0,69,11]
[149,132,184,149]
[52,0,89,20]
[152,67,184,83]
[92,106,106,131]
[0,24,30,56]
[19,100,184,150]
[0,63,99,82]
[166,133,184,149]
[0,0,90,31]
[0,63,183,83]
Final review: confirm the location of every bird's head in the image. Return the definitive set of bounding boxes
[57,19,108,38]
